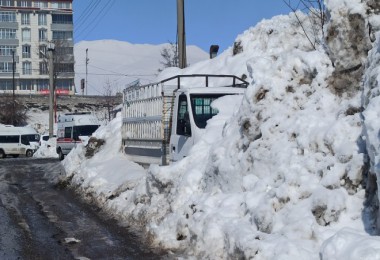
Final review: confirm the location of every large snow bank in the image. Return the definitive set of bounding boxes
[61,7,380,260]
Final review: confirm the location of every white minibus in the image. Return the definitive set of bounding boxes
[56,112,100,160]
[0,125,40,158]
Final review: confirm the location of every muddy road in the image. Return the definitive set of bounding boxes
[0,158,164,259]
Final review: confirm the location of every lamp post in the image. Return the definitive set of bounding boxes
[11,49,15,125]
[86,48,88,95]
[48,42,55,138]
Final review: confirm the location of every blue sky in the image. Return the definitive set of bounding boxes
[73,0,290,53]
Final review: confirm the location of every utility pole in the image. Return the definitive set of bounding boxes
[11,49,15,125]
[177,0,187,69]
[86,48,89,95]
[48,42,55,138]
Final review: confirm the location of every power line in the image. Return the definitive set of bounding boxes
[75,0,116,41]
[75,0,100,24]
[74,0,102,31]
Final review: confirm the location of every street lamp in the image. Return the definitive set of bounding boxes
[11,49,15,125]
[48,42,55,138]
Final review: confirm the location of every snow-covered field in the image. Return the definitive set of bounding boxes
[32,1,380,259]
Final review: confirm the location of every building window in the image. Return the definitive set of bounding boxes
[56,79,73,90]
[56,63,74,73]
[52,14,73,24]
[34,1,48,8]
[39,62,47,75]
[38,13,47,25]
[0,1,14,7]
[39,29,47,42]
[52,31,73,41]
[0,80,13,90]
[51,2,70,9]
[21,13,30,25]
[20,79,32,90]
[37,79,48,91]
[22,61,31,74]
[0,62,13,73]
[55,47,73,56]
[0,45,16,56]
[0,11,16,22]
[0,29,16,39]
[17,1,31,7]
[22,28,31,42]
[39,45,46,58]
[22,44,30,58]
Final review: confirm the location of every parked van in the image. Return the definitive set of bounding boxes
[122,74,248,165]
[0,125,40,158]
[56,112,100,160]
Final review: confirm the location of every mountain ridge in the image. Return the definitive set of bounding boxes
[74,40,209,95]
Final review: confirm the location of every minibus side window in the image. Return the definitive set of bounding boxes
[21,134,38,145]
[73,125,99,137]
[21,135,29,145]
[64,127,72,139]
[7,135,19,143]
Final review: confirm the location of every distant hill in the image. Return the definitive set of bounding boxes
[74,40,208,95]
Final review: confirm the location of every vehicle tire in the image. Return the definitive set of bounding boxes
[12,154,19,158]
[58,149,65,161]
[26,150,33,157]
[0,149,5,159]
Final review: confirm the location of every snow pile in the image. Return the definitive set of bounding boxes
[320,228,380,260]
[33,137,58,158]
[61,114,146,204]
[61,5,380,260]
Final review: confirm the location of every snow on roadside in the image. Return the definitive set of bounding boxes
[61,114,146,206]
[58,8,380,260]
[33,137,59,158]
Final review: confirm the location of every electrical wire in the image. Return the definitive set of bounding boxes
[75,0,100,25]
[75,0,116,41]
[74,0,102,31]
[87,64,155,77]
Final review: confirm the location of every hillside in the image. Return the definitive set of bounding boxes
[74,40,208,95]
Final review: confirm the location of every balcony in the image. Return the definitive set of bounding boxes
[51,23,73,31]
[0,55,19,63]
[0,21,18,29]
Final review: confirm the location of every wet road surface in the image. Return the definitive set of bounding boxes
[0,158,165,259]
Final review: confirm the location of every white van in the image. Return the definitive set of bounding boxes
[56,112,100,160]
[0,125,40,158]
[122,74,248,165]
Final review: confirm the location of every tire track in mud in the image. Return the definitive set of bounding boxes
[0,158,163,259]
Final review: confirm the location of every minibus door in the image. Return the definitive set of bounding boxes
[170,93,194,162]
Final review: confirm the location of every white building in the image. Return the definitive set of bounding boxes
[0,0,75,95]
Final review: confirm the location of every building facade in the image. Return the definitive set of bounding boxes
[0,0,74,95]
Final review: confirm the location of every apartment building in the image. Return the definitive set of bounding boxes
[0,0,75,95]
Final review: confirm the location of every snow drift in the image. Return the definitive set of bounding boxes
[58,2,380,259]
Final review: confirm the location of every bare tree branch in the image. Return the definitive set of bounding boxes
[283,0,326,50]
[159,41,179,72]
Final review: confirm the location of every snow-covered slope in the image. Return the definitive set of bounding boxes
[74,40,208,95]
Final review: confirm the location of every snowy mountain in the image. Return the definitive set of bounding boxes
[74,40,208,95]
[33,1,380,259]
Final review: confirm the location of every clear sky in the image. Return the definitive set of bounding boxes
[73,0,290,53]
